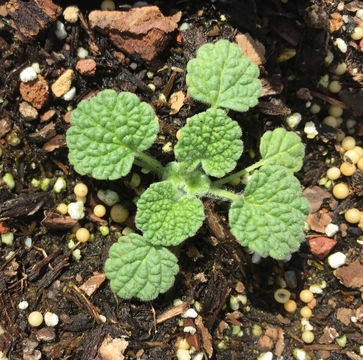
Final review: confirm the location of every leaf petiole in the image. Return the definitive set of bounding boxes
[208,186,241,202]
[134,151,164,177]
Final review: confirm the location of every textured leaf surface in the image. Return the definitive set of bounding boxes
[136,181,205,246]
[105,234,178,301]
[66,90,158,180]
[259,128,304,172]
[186,40,261,112]
[174,109,243,177]
[229,165,310,260]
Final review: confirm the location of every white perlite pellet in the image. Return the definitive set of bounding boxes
[20,67,37,83]
[44,312,59,327]
[325,223,339,237]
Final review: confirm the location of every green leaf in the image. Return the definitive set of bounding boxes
[135,181,205,246]
[186,40,261,112]
[259,128,304,172]
[105,234,178,301]
[162,162,211,196]
[66,90,158,180]
[229,165,310,260]
[174,109,243,177]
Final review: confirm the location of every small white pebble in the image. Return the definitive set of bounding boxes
[252,252,261,263]
[182,308,198,318]
[346,119,356,129]
[304,121,318,139]
[18,301,29,310]
[0,351,8,360]
[97,189,120,206]
[351,316,357,323]
[325,223,339,237]
[67,201,85,220]
[334,38,347,53]
[77,47,89,59]
[1,232,14,246]
[99,314,107,323]
[19,67,37,83]
[63,6,79,23]
[176,349,191,360]
[53,177,66,193]
[286,113,302,129]
[31,63,41,74]
[44,312,59,327]
[184,326,196,335]
[24,237,32,248]
[63,86,76,101]
[359,345,363,355]
[257,352,273,360]
[192,353,204,360]
[309,284,323,294]
[72,249,81,260]
[328,252,346,269]
[301,318,314,331]
[357,9,363,20]
[293,348,309,360]
[55,20,67,40]
[179,22,190,31]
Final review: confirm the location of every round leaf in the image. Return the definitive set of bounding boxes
[174,109,243,177]
[229,165,310,260]
[105,234,179,301]
[136,181,205,246]
[259,128,305,172]
[186,40,261,112]
[66,90,158,180]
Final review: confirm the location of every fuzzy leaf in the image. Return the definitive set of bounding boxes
[259,128,304,172]
[229,165,310,260]
[66,90,158,180]
[186,40,261,112]
[174,109,243,177]
[105,234,178,301]
[136,181,205,246]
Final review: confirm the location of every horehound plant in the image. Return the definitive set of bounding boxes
[66,40,310,300]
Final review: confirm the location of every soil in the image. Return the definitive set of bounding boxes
[0,1,362,360]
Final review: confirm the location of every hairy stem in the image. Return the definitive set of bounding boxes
[212,159,264,186]
[134,151,164,177]
[208,186,241,202]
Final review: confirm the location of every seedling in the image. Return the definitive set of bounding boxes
[66,40,310,300]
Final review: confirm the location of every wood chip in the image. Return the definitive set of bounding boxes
[307,211,332,233]
[302,186,331,213]
[169,91,185,115]
[79,273,106,297]
[236,33,266,66]
[98,335,128,360]
[335,260,363,289]
[156,302,189,324]
[195,315,213,358]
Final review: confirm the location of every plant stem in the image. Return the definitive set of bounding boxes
[134,151,164,177]
[212,159,264,186]
[208,186,241,202]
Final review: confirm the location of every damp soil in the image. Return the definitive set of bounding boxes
[0,1,362,359]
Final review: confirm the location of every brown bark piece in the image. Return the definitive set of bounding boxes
[0,118,12,138]
[260,76,284,97]
[329,13,343,33]
[29,122,57,143]
[19,75,49,109]
[5,0,61,42]
[76,59,97,76]
[307,211,332,233]
[51,69,74,97]
[88,6,181,62]
[195,316,213,358]
[335,260,363,289]
[336,308,353,326]
[302,186,331,213]
[236,33,266,66]
[169,91,185,115]
[41,211,78,230]
[98,335,128,360]
[43,134,66,152]
[79,273,106,297]
[157,302,189,324]
[318,326,339,344]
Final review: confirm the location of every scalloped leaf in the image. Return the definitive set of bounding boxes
[135,181,205,246]
[229,165,310,260]
[186,40,261,112]
[259,128,304,172]
[174,109,243,177]
[66,90,158,180]
[105,234,178,301]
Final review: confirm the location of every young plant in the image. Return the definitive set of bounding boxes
[66,40,310,301]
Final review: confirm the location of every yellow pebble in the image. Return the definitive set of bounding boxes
[344,208,360,224]
[309,103,320,114]
[300,306,312,319]
[176,128,182,140]
[357,157,363,171]
[284,299,297,313]
[76,227,90,242]
[93,204,106,218]
[328,81,341,93]
[326,167,341,181]
[332,183,349,199]
[341,136,356,151]
[352,146,363,159]
[74,182,88,197]
[332,62,347,76]
[299,289,314,303]
[274,288,291,304]
[28,311,43,327]
[302,330,314,344]
[340,162,356,176]
[328,105,343,118]
[56,203,68,215]
[110,203,129,223]
[344,149,360,164]
[351,26,363,40]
